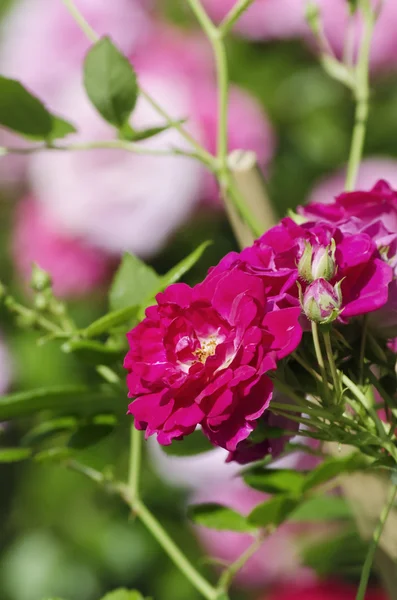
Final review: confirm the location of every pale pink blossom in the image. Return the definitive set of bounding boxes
[201,0,307,41]
[0,0,152,108]
[12,197,112,297]
[202,0,397,71]
[29,73,204,257]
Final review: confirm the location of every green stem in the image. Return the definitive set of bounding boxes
[128,425,142,506]
[134,499,219,600]
[323,329,342,402]
[4,296,62,335]
[311,322,330,404]
[356,483,397,600]
[345,0,375,191]
[62,0,97,41]
[186,0,260,240]
[216,533,265,594]
[219,0,256,36]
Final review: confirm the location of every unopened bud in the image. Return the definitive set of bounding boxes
[31,263,52,292]
[302,278,342,324]
[298,240,336,282]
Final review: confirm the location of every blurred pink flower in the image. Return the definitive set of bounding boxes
[24,22,272,256]
[193,465,325,588]
[12,197,112,298]
[28,72,205,257]
[0,0,152,186]
[264,581,387,600]
[202,0,397,71]
[201,0,307,41]
[0,0,152,107]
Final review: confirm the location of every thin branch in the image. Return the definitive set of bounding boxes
[219,0,257,37]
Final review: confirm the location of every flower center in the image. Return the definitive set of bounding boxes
[194,336,218,364]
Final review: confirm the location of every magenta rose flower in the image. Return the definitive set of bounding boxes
[241,218,392,320]
[301,179,397,235]
[226,404,299,465]
[124,262,302,451]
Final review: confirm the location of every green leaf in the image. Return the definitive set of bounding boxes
[119,121,185,142]
[34,447,72,463]
[244,468,306,495]
[22,417,77,446]
[302,453,367,492]
[303,531,367,578]
[248,495,299,528]
[158,241,212,291]
[187,503,253,532]
[0,385,122,421]
[68,423,115,450]
[161,429,214,457]
[61,339,123,365]
[0,447,32,463]
[109,253,160,311]
[101,590,144,600]
[84,37,138,128]
[0,75,52,137]
[48,115,77,141]
[83,305,140,338]
[289,496,352,522]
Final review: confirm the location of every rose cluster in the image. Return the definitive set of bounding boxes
[125,180,397,462]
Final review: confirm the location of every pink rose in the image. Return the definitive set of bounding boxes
[245,218,392,319]
[124,260,302,451]
[302,178,397,338]
[12,198,112,298]
[303,179,397,236]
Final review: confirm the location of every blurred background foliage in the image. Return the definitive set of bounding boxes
[0,0,396,599]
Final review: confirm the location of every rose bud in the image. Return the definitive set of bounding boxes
[302,278,342,324]
[298,239,336,283]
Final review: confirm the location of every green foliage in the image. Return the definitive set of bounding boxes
[0,447,32,462]
[289,496,352,522]
[68,422,115,450]
[0,75,52,137]
[158,241,211,290]
[119,121,184,142]
[187,503,253,532]
[84,37,138,128]
[61,340,123,365]
[302,453,368,492]
[243,468,306,495]
[47,116,77,141]
[82,305,140,338]
[247,495,299,528]
[109,254,160,311]
[0,385,122,421]
[161,429,214,456]
[0,76,75,140]
[108,242,211,316]
[100,590,145,600]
